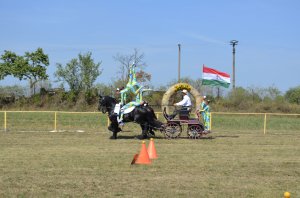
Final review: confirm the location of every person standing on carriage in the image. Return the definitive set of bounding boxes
[200,95,207,118]
[199,99,211,133]
[196,95,206,119]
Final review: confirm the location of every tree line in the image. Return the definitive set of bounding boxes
[0,48,300,113]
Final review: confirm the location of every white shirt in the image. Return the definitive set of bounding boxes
[175,94,192,107]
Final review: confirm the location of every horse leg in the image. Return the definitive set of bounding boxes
[110,131,117,139]
[140,124,148,139]
[148,127,155,137]
[108,123,117,139]
[108,114,122,139]
[108,123,121,140]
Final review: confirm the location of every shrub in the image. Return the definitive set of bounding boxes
[285,86,300,104]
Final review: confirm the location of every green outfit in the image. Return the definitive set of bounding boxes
[200,101,207,119]
[202,104,211,131]
[118,63,144,124]
[120,63,143,105]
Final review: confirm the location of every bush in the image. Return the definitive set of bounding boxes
[285,86,300,104]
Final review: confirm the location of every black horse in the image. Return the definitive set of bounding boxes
[98,95,164,139]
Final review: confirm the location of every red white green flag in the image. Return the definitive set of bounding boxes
[202,65,231,88]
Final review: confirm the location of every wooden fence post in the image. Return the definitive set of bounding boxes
[4,111,7,132]
[54,111,57,132]
[263,113,267,135]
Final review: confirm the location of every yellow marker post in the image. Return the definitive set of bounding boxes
[4,111,7,132]
[264,113,267,135]
[54,111,57,132]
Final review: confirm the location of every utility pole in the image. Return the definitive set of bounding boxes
[230,40,238,89]
[178,43,181,83]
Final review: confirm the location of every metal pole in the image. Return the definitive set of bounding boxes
[178,43,181,83]
[232,46,235,89]
[230,40,238,89]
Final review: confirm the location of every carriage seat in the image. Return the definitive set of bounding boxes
[179,109,190,120]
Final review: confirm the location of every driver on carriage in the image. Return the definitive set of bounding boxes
[115,63,145,126]
[167,89,192,120]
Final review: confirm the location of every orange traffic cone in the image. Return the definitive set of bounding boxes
[147,138,158,159]
[134,141,151,165]
[131,154,139,165]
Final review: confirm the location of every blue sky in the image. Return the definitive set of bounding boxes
[1,0,300,92]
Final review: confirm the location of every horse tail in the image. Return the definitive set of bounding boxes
[152,108,165,129]
[151,119,164,130]
[143,105,163,130]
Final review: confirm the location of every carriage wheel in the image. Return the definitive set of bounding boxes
[187,125,204,139]
[164,122,182,139]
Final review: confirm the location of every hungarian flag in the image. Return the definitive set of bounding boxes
[202,65,231,88]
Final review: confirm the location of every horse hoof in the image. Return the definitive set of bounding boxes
[135,135,148,140]
[110,134,117,139]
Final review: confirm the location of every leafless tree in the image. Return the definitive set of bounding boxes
[113,48,148,85]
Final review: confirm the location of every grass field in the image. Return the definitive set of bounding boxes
[1,127,299,197]
[1,111,300,134]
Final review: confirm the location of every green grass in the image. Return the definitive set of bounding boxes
[1,111,300,134]
[0,112,108,132]
[0,129,299,197]
[212,114,300,135]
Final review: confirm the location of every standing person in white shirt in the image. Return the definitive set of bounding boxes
[168,89,192,119]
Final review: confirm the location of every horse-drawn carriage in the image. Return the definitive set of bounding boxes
[98,95,210,139]
[161,107,208,139]
[98,62,209,139]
